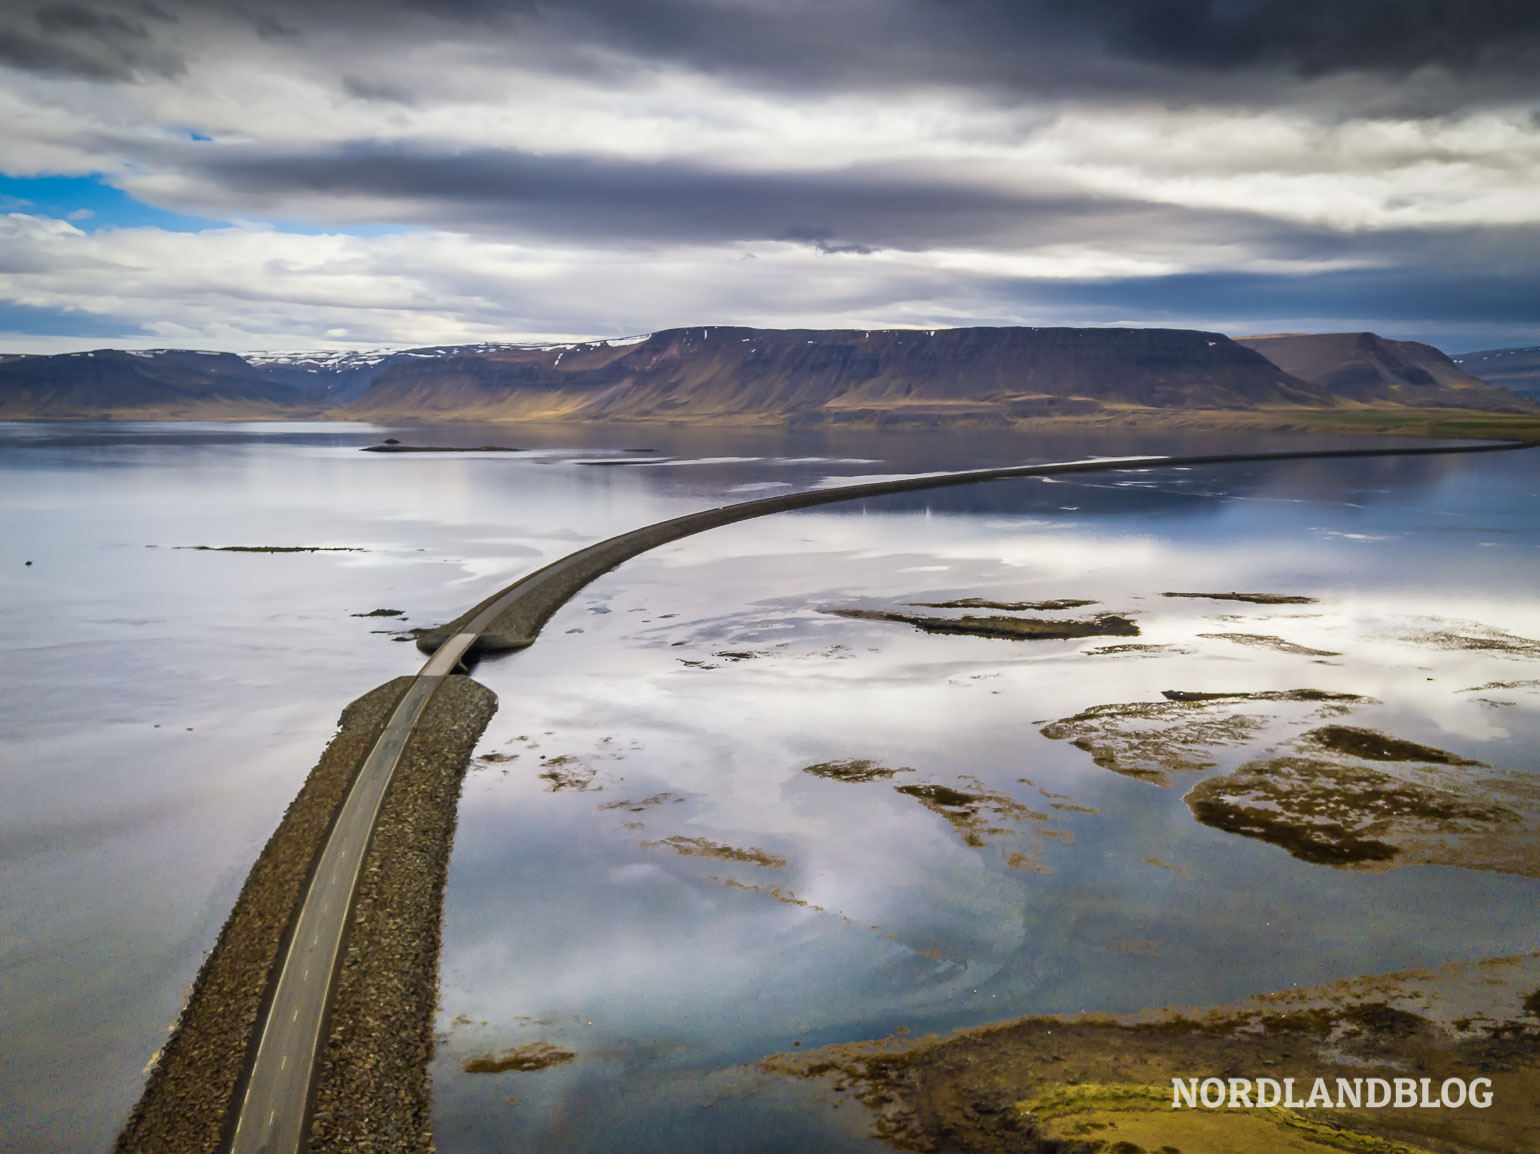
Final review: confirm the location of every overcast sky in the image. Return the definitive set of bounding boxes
[1,0,1538,353]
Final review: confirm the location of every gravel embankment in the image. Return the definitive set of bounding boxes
[307,675,498,1153]
[115,677,416,1154]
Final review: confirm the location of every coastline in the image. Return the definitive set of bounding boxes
[4,406,1539,443]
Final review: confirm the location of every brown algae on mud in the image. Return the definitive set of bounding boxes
[909,597,1098,611]
[1407,623,1540,659]
[641,836,787,869]
[1039,690,1369,786]
[826,607,1139,641]
[1164,591,1318,605]
[537,755,597,791]
[1044,687,1540,875]
[1084,642,1195,657]
[1303,725,1486,766]
[599,792,684,812]
[804,758,914,783]
[1198,632,1341,657]
[760,953,1540,1154]
[894,778,1054,860]
[708,876,826,910]
[463,1042,577,1074]
[1184,753,1540,875]
[176,544,365,553]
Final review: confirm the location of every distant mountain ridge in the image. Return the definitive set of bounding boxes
[1452,346,1540,401]
[0,349,304,418]
[1,326,1534,423]
[336,326,1339,425]
[1235,332,1531,413]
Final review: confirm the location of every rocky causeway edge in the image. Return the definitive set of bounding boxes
[115,675,496,1154]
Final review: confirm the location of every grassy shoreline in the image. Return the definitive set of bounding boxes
[4,405,1538,442]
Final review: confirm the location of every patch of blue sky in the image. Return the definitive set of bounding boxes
[0,173,223,232]
[254,219,416,238]
[0,172,418,238]
[0,300,147,339]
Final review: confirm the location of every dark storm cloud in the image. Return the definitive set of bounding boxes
[0,1,181,79]
[9,0,1538,105]
[1029,265,1540,328]
[340,75,415,103]
[941,0,1540,78]
[181,139,1332,254]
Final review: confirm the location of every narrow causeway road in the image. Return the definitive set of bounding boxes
[226,439,1533,1153]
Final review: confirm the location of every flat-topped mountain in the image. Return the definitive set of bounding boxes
[1235,332,1532,413]
[1452,346,1540,401]
[338,326,1335,424]
[2,327,1534,427]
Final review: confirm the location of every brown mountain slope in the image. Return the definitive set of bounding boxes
[1453,346,1540,400]
[339,326,1338,424]
[0,349,310,418]
[1236,332,1535,413]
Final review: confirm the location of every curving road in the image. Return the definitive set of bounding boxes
[226,439,1533,1153]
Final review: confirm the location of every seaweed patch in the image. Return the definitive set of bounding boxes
[909,597,1097,611]
[463,1042,576,1074]
[1197,632,1341,657]
[1164,591,1318,605]
[894,778,1051,850]
[803,758,913,783]
[1184,754,1539,874]
[641,836,787,869]
[537,755,597,791]
[1302,726,1485,766]
[1041,690,1367,786]
[827,607,1139,641]
[1407,624,1540,659]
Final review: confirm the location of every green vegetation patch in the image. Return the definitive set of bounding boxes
[1019,1082,1437,1153]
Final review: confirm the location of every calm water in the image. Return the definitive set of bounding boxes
[1,421,1536,1153]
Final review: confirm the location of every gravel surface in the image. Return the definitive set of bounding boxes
[307,675,498,1153]
[115,677,415,1154]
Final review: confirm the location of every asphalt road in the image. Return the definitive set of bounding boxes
[225,440,1532,1153]
[227,635,476,1154]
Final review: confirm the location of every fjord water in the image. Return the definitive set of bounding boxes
[0,421,1536,1152]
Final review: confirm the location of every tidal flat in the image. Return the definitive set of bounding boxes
[2,422,1537,1153]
